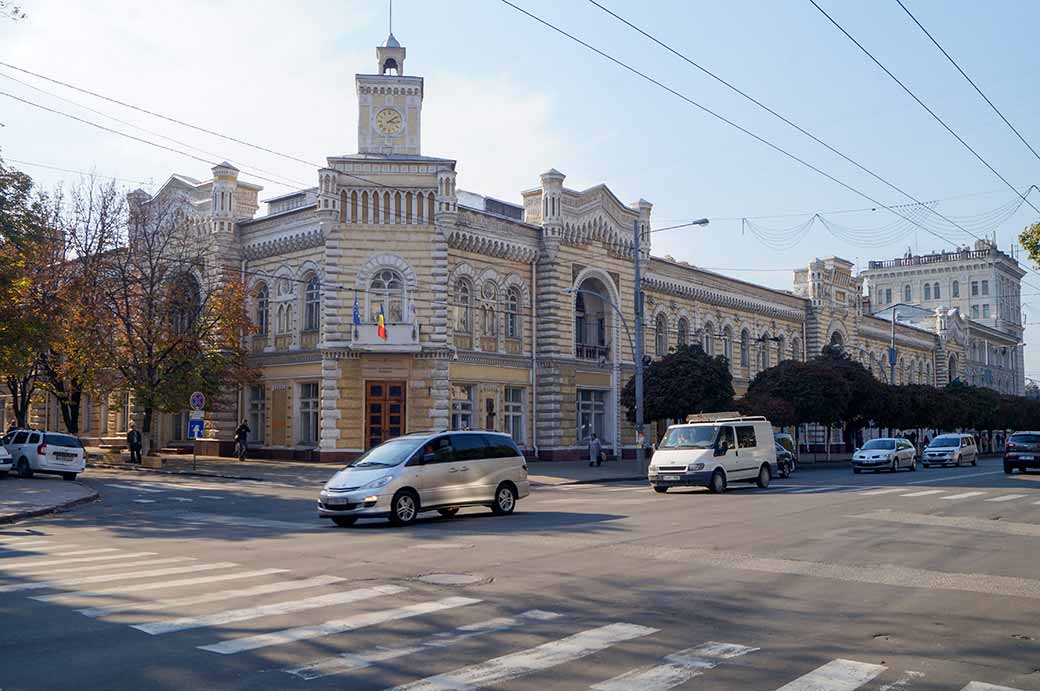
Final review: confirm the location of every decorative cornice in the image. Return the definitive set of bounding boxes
[447,229,538,263]
[643,273,804,321]
[244,228,324,260]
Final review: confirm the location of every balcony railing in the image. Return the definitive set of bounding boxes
[351,322,421,352]
[868,248,998,270]
[576,343,610,361]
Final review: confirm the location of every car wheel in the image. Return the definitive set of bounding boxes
[491,483,517,515]
[653,486,668,493]
[853,467,861,474]
[1004,463,1014,474]
[331,516,357,527]
[756,464,771,489]
[910,457,917,472]
[708,469,726,494]
[61,472,77,481]
[437,508,460,517]
[16,458,32,479]
[971,456,977,466]
[389,490,420,526]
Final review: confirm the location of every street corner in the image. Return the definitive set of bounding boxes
[0,475,99,524]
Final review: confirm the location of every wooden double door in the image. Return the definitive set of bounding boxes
[366,381,406,449]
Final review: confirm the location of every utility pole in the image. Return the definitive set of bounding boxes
[633,219,646,476]
[889,309,898,385]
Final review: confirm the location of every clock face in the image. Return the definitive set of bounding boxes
[376,108,402,135]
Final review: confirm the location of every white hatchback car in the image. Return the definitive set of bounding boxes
[318,430,530,527]
[2,429,86,481]
[852,438,917,473]
[0,445,11,477]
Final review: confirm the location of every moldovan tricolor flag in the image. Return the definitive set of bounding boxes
[377,304,387,340]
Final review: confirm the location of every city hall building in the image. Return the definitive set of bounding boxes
[21,34,1026,459]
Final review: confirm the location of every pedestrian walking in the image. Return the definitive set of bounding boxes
[126,422,142,464]
[588,434,602,467]
[234,419,250,462]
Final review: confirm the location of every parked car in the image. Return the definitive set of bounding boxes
[318,430,529,527]
[648,415,778,493]
[1004,431,1040,474]
[852,438,917,473]
[0,445,11,477]
[0,429,85,481]
[922,433,978,468]
[774,441,795,478]
[774,433,798,463]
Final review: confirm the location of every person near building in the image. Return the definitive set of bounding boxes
[235,420,250,462]
[588,433,602,467]
[126,422,142,464]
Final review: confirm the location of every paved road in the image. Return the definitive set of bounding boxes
[2,459,1039,690]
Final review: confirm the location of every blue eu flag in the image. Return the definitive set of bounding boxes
[353,294,361,325]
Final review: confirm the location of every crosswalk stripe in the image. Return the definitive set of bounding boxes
[773,659,886,691]
[0,541,65,550]
[961,683,1024,691]
[942,492,987,500]
[33,568,290,603]
[0,561,236,593]
[133,499,157,504]
[900,489,944,497]
[591,641,758,691]
[133,584,407,635]
[284,609,563,681]
[386,622,659,691]
[80,574,346,618]
[9,557,189,577]
[199,596,481,655]
[861,488,908,495]
[176,512,321,531]
[986,494,1028,503]
[104,483,166,493]
[789,486,840,494]
[1,550,150,570]
[200,495,224,500]
[169,497,194,502]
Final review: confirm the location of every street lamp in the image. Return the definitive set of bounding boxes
[633,216,708,475]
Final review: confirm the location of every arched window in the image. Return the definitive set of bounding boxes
[924,284,931,300]
[740,329,750,368]
[933,282,940,300]
[952,280,960,298]
[777,335,785,362]
[723,326,733,362]
[758,333,770,371]
[830,331,844,348]
[170,273,200,335]
[655,314,668,356]
[702,322,714,355]
[677,317,689,347]
[303,275,320,331]
[791,337,801,361]
[255,283,269,335]
[505,287,521,339]
[456,278,473,333]
[370,268,405,323]
[926,361,932,385]
[904,284,912,302]
[948,354,957,381]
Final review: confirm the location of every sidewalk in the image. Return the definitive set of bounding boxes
[527,460,645,486]
[0,476,99,524]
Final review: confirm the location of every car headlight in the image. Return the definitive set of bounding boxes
[689,463,705,471]
[360,475,394,490]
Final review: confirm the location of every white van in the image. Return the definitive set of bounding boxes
[648,414,778,493]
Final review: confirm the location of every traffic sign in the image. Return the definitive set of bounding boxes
[188,410,205,421]
[187,418,205,439]
[189,391,206,411]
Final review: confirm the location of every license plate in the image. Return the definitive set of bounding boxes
[661,475,680,481]
[324,497,349,506]
[1022,455,1035,461]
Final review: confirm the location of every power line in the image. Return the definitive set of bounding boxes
[895,0,1040,165]
[807,0,1040,218]
[4,157,154,186]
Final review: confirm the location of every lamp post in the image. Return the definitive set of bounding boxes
[632,217,708,475]
[889,309,901,385]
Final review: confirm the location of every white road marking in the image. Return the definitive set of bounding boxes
[961,683,1025,691]
[0,561,236,592]
[386,622,659,691]
[788,486,840,494]
[104,484,166,493]
[899,489,944,497]
[199,596,481,655]
[0,541,63,550]
[176,512,321,531]
[284,610,562,681]
[9,557,188,577]
[591,641,758,691]
[856,509,1040,537]
[168,497,194,502]
[905,469,1006,485]
[860,488,908,496]
[942,492,986,500]
[0,546,99,557]
[132,499,157,504]
[986,494,1028,503]
[1,550,149,570]
[32,568,289,603]
[200,495,224,500]
[773,659,886,690]
[134,585,406,635]
[80,574,346,618]
[878,670,924,690]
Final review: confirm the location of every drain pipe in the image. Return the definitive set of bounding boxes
[530,258,538,458]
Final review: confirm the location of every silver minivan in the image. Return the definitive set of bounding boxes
[318,430,530,527]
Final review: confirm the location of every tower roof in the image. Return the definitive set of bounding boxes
[383,32,400,48]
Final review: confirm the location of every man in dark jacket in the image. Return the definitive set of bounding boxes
[234,420,250,461]
[127,422,142,464]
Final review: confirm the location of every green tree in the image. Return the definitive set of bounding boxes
[620,344,734,424]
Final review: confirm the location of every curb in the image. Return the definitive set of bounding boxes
[87,461,268,483]
[530,475,645,486]
[0,485,100,525]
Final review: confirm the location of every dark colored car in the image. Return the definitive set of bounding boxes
[774,441,795,478]
[1004,431,1040,474]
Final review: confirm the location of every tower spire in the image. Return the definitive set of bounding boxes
[389,0,392,34]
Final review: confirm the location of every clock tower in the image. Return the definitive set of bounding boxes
[356,33,423,156]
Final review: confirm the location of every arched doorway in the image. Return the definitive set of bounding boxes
[948,354,958,382]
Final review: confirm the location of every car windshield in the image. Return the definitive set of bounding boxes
[348,438,426,468]
[929,436,959,448]
[659,426,716,449]
[1009,434,1040,444]
[44,434,82,448]
[861,439,895,450]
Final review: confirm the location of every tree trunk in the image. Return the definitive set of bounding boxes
[142,406,154,455]
[6,374,34,429]
[58,386,82,435]
[825,425,832,461]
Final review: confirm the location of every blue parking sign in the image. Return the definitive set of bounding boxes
[188,418,205,440]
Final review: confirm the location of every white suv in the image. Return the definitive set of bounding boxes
[2,429,86,481]
[0,444,11,477]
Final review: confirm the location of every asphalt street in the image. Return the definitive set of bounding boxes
[2,458,1039,690]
